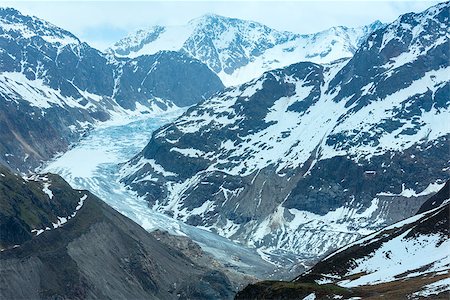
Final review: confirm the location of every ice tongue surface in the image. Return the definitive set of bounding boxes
[44,111,279,279]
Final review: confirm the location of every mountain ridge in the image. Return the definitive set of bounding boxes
[108,14,385,86]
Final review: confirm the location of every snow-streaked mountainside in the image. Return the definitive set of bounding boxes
[120,2,450,264]
[0,8,223,172]
[307,181,450,289]
[108,14,384,86]
[237,182,450,299]
[0,7,79,47]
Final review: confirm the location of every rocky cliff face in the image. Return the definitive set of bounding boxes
[120,2,450,263]
[236,181,450,299]
[109,14,384,86]
[0,164,234,299]
[115,51,223,109]
[0,8,223,172]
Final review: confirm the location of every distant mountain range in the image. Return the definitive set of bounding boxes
[108,14,385,86]
[120,1,450,265]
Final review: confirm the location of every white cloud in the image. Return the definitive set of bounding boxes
[0,1,441,51]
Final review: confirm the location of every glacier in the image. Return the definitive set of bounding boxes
[43,110,281,278]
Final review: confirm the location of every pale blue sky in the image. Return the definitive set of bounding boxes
[0,1,441,50]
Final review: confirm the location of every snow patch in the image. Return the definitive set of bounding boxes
[42,182,53,199]
[31,194,87,235]
[378,180,446,198]
[303,293,316,300]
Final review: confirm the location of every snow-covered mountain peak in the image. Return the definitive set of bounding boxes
[110,13,297,60]
[188,13,236,25]
[417,0,448,19]
[187,12,292,36]
[381,0,449,48]
[110,25,173,56]
[311,20,384,52]
[108,15,384,86]
[0,7,79,46]
[331,20,384,39]
[190,13,296,47]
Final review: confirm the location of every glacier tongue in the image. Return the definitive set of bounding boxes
[43,110,280,278]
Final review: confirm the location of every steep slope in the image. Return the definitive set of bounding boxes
[109,14,384,86]
[236,181,450,299]
[114,51,223,108]
[0,8,223,172]
[120,2,450,264]
[0,164,234,299]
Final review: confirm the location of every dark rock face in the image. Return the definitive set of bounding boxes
[0,165,234,299]
[115,51,224,109]
[0,8,224,172]
[284,137,449,217]
[121,2,450,261]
